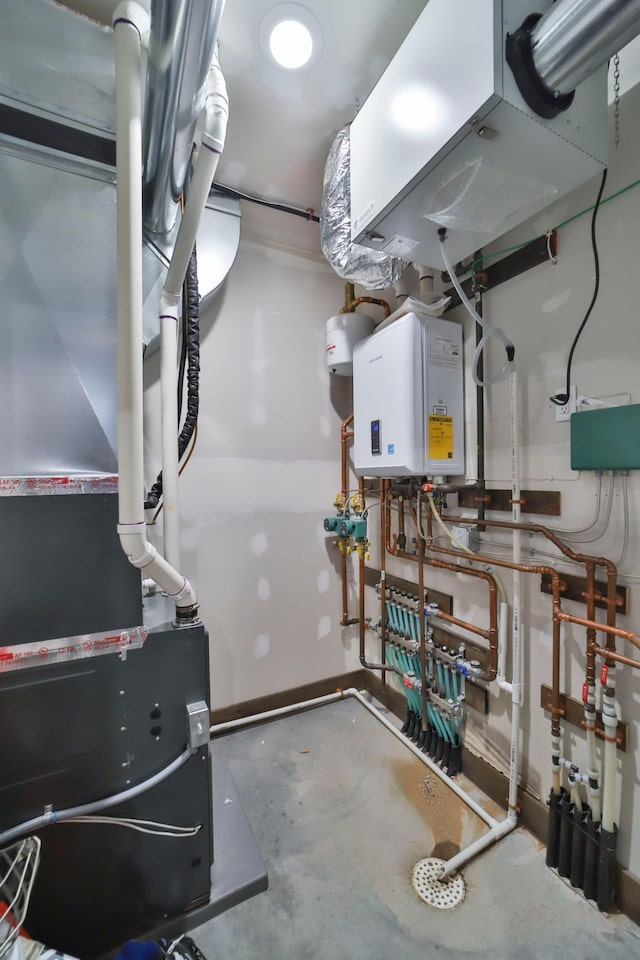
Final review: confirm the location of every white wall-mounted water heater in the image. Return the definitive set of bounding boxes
[353,313,464,477]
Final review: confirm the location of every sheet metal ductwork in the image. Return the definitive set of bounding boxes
[0,0,237,581]
[143,0,226,236]
[507,0,640,118]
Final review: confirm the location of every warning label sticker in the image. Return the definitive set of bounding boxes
[428,415,454,461]
[382,234,420,258]
[429,337,460,369]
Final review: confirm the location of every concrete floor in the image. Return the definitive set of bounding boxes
[193,698,640,960]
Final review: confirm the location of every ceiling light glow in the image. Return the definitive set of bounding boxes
[269,18,313,69]
[259,4,322,72]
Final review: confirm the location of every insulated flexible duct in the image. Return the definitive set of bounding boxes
[320,126,404,289]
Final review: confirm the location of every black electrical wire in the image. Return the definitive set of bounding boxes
[176,163,193,425]
[550,167,608,407]
[177,241,201,461]
[211,183,320,222]
[145,166,201,511]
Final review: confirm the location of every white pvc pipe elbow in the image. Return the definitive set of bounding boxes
[163,53,229,302]
[118,525,196,606]
[113,3,197,614]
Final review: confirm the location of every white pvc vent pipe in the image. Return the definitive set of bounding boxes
[113,1,196,613]
[160,53,229,571]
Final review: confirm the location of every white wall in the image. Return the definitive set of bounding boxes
[144,234,362,708]
[367,85,640,877]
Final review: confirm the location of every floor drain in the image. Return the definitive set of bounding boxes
[411,858,466,910]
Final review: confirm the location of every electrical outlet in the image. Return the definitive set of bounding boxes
[554,384,577,422]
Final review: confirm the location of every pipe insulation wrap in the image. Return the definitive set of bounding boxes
[320,126,404,289]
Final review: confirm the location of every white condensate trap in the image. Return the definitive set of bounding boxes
[353,312,464,477]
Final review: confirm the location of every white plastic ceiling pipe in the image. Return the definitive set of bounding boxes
[159,53,229,572]
[113,0,196,616]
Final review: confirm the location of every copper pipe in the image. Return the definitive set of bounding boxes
[591,643,640,670]
[343,282,355,312]
[551,609,562,738]
[341,296,391,318]
[585,561,597,685]
[439,513,617,579]
[339,413,358,626]
[340,553,358,627]
[385,497,500,679]
[424,507,566,734]
[426,509,562,582]
[358,547,402,677]
[340,414,354,500]
[557,610,640,650]
[356,480,401,676]
[432,607,492,642]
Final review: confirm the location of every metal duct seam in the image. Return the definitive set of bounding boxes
[320,125,404,290]
[143,0,226,236]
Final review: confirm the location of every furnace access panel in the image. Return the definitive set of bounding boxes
[353,313,464,477]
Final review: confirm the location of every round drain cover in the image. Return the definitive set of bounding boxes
[411,858,466,910]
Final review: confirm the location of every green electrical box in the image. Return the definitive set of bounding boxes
[570,403,640,471]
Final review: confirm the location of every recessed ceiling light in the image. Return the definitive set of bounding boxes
[260,4,322,71]
[269,19,313,69]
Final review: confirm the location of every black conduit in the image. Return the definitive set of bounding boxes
[145,168,201,510]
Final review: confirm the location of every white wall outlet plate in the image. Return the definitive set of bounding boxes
[554,384,577,422]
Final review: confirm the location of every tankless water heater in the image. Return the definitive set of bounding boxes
[353,313,464,477]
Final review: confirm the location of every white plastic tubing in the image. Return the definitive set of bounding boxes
[439,233,522,824]
[211,689,517,880]
[0,747,193,847]
[507,367,523,818]
[160,54,229,571]
[601,670,618,834]
[439,237,514,387]
[113,2,195,609]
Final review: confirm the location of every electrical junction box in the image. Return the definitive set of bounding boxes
[350,0,607,268]
[353,312,464,477]
[570,404,640,471]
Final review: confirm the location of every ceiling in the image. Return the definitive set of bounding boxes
[214,0,426,250]
[61,0,426,253]
[62,0,640,256]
